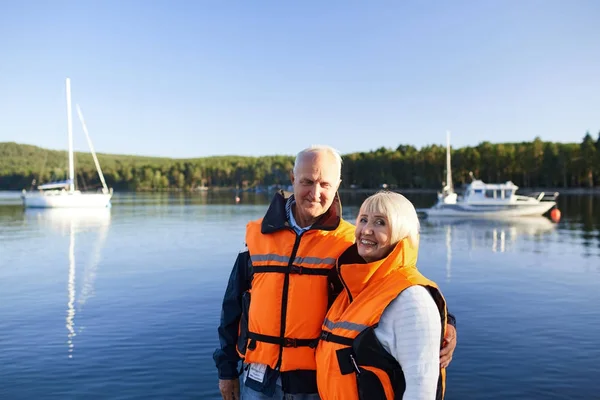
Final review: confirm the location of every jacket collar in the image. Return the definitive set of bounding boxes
[261,190,343,234]
[338,238,419,300]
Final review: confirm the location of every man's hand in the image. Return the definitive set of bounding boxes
[219,378,240,400]
[440,324,457,368]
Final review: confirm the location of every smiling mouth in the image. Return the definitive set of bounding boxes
[359,239,377,246]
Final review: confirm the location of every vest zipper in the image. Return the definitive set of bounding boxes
[275,230,303,371]
[349,354,361,374]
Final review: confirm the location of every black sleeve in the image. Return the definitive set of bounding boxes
[212,250,251,379]
[447,312,456,329]
[327,266,344,309]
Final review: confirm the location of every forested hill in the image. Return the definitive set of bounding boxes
[1,132,599,192]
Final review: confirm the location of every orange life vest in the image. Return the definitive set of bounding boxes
[237,195,355,372]
[316,239,448,400]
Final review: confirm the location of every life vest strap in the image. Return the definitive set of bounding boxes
[252,265,330,276]
[319,330,355,347]
[248,331,320,348]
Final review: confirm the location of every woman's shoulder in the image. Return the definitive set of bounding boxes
[381,285,439,321]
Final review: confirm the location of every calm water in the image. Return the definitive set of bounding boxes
[1,191,599,399]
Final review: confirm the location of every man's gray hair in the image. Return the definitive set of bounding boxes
[293,145,343,179]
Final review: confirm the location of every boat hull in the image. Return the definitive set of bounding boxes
[22,192,112,209]
[421,201,555,218]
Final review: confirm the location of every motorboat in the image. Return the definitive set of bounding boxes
[420,132,558,218]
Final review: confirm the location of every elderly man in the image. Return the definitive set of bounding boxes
[214,145,457,399]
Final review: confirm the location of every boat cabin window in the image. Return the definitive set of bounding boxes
[485,189,495,198]
[474,189,483,194]
[505,189,513,197]
[496,189,502,199]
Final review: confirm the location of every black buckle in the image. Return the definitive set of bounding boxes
[320,331,331,341]
[248,339,257,351]
[284,338,297,348]
[290,265,303,274]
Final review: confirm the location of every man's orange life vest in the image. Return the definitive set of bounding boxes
[316,239,448,400]
[237,194,355,372]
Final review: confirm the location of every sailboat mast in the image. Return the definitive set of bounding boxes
[446,130,453,192]
[66,78,75,192]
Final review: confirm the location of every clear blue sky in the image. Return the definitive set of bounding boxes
[1,1,598,158]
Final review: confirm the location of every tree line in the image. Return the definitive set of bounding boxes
[1,132,599,192]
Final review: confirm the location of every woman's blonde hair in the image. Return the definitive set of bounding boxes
[358,191,420,246]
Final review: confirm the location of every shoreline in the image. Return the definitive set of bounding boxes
[2,187,600,195]
[341,187,600,195]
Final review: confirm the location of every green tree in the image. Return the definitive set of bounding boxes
[580,132,597,188]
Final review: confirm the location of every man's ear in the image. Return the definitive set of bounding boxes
[290,171,295,184]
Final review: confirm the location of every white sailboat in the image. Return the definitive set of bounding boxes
[420,132,558,218]
[21,78,113,208]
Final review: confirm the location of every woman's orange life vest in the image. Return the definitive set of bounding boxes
[316,238,448,400]
[236,200,355,372]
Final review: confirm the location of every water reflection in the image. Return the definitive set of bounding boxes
[425,216,556,251]
[23,208,111,358]
[110,190,264,207]
[67,220,75,358]
[445,225,452,281]
[423,217,558,282]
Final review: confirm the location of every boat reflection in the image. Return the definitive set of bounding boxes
[425,216,556,250]
[23,208,111,358]
[423,216,557,281]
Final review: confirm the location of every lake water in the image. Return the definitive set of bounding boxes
[1,190,599,399]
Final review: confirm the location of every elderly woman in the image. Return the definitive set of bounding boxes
[316,191,449,400]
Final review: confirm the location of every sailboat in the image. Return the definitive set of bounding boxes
[21,78,113,208]
[438,131,458,206]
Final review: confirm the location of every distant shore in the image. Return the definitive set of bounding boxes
[208,186,600,195]
[1,186,599,196]
[341,187,600,195]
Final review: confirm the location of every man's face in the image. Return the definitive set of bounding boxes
[291,152,341,224]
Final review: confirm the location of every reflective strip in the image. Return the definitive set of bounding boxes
[323,318,368,333]
[251,254,290,264]
[251,254,335,267]
[294,256,335,266]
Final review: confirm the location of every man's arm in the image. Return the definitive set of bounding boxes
[213,249,252,380]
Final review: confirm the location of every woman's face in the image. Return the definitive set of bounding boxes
[355,208,394,262]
